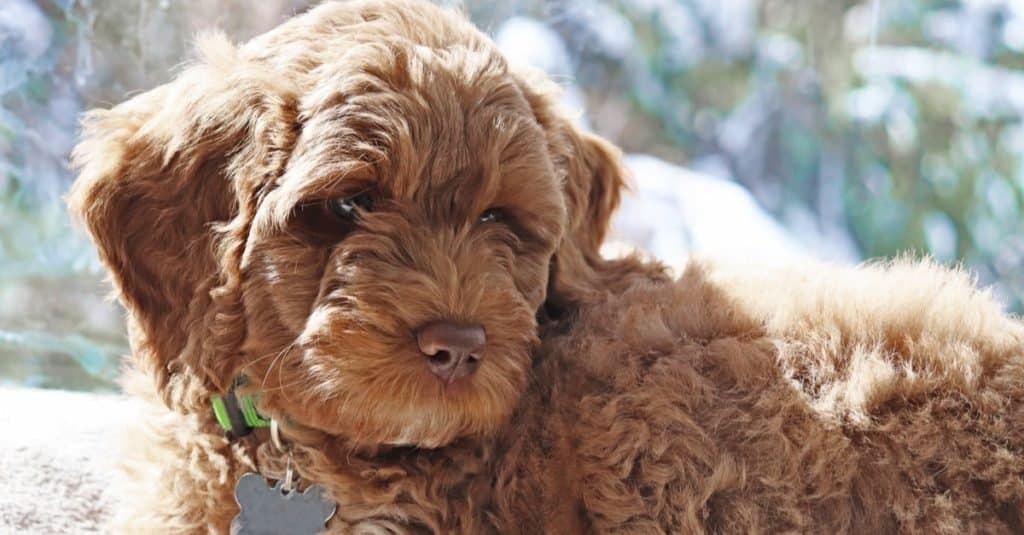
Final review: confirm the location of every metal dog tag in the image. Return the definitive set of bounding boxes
[231,472,337,535]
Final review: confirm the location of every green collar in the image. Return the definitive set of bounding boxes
[211,381,270,437]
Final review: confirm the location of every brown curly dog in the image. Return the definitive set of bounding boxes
[69,0,1023,533]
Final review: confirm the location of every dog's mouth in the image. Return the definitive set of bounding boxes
[248,334,534,448]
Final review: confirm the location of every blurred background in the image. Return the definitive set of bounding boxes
[2,0,1023,392]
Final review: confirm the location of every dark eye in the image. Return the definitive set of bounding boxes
[479,208,504,224]
[328,192,373,220]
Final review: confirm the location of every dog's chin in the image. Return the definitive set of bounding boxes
[267,348,532,449]
[377,411,495,449]
[310,385,522,450]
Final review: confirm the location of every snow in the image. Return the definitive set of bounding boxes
[609,155,820,272]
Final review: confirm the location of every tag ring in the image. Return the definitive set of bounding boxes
[270,418,287,452]
[270,419,295,492]
[282,455,295,493]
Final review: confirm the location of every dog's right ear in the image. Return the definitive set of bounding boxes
[68,34,298,396]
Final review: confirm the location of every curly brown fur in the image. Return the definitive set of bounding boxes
[554,259,1024,534]
[68,0,1024,533]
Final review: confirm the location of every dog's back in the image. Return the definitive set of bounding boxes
[534,258,1024,533]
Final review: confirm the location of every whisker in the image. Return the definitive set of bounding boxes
[260,342,297,390]
[246,346,294,368]
[258,376,308,395]
[276,343,298,404]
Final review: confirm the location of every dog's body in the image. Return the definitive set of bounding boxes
[111,258,1024,534]
[68,1,1024,533]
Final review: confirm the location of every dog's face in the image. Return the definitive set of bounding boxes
[243,44,565,446]
[69,0,626,448]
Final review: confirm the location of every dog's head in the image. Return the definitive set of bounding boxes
[69,0,636,448]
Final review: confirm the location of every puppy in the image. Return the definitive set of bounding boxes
[70,0,654,531]
[69,0,1024,533]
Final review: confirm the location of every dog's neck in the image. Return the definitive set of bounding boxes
[209,376,501,465]
[202,344,582,532]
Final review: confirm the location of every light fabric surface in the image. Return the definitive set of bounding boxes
[0,387,135,534]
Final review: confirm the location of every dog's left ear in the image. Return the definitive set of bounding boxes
[562,129,622,263]
[516,74,664,310]
[550,128,644,303]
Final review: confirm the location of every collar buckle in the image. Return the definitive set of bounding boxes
[211,377,270,437]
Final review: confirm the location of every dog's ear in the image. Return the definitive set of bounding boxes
[561,129,623,261]
[548,126,664,308]
[515,73,663,311]
[548,128,628,301]
[68,34,298,396]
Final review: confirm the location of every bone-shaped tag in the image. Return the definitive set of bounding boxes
[231,472,337,535]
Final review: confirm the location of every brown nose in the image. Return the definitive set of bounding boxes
[416,322,486,384]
